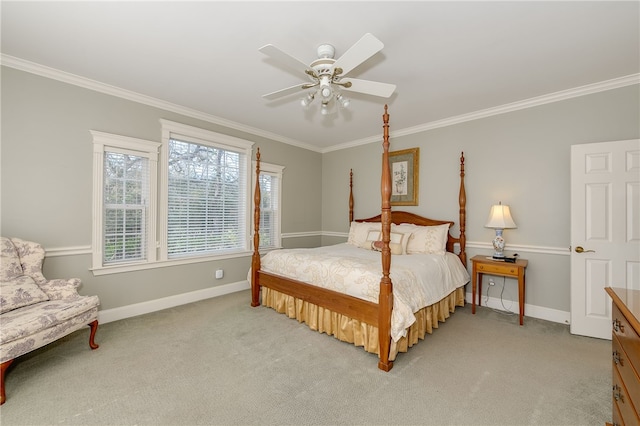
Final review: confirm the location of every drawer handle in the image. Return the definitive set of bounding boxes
[613,319,625,333]
[613,384,624,403]
[613,350,623,366]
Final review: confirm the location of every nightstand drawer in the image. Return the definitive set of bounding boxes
[476,263,517,276]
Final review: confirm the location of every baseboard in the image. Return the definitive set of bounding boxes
[98,280,250,324]
[465,291,570,325]
[98,283,568,326]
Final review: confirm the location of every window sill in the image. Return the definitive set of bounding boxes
[90,250,253,276]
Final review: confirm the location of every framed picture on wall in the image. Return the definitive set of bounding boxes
[389,148,419,206]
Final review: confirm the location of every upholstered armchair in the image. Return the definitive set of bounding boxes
[0,237,100,404]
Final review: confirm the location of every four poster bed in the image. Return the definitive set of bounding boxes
[250,106,469,371]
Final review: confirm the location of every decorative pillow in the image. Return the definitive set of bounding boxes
[362,230,410,255]
[360,230,382,250]
[0,274,50,314]
[406,223,450,255]
[347,222,380,247]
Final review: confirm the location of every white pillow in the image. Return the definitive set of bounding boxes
[391,223,418,235]
[406,223,450,255]
[347,222,380,247]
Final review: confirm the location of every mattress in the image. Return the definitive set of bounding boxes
[259,243,470,341]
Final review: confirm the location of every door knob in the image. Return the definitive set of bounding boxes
[575,246,595,253]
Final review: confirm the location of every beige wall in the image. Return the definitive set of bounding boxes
[322,85,640,313]
[1,67,322,311]
[3,64,639,319]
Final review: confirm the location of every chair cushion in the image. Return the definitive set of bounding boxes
[0,295,100,345]
[0,275,50,314]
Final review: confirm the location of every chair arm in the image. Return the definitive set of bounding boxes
[38,278,82,300]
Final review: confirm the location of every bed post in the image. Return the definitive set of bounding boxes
[349,169,354,224]
[251,148,261,307]
[378,105,393,372]
[458,152,467,266]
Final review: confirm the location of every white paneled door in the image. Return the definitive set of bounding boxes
[570,139,640,339]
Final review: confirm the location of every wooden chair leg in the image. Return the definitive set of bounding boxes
[88,320,99,350]
[1,322,99,405]
[1,359,14,405]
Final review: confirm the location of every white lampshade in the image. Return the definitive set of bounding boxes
[485,202,517,258]
[485,203,517,229]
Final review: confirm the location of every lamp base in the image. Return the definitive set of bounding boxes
[492,229,506,258]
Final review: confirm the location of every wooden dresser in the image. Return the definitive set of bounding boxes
[605,287,640,426]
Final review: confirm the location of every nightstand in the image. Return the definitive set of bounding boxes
[471,255,528,325]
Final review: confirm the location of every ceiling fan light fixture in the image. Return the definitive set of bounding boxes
[301,92,314,107]
[260,33,396,117]
[319,75,333,100]
[336,94,350,108]
[320,86,332,99]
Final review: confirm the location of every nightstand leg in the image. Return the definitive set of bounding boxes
[518,272,525,326]
[472,266,477,314]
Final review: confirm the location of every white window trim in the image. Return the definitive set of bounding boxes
[91,130,161,273]
[159,119,254,261]
[90,123,255,275]
[253,161,285,251]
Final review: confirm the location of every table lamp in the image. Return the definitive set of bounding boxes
[485,202,517,259]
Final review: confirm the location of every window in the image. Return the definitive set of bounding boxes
[160,120,254,261]
[91,122,254,274]
[254,162,284,250]
[103,152,148,263]
[166,138,246,257]
[91,131,161,270]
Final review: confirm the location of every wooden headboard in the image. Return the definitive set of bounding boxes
[349,152,467,265]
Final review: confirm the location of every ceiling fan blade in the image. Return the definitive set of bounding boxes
[341,78,396,98]
[333,33,384,76]
[259,44,309,74]
[262,84,308,100]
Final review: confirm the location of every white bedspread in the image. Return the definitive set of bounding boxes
[259,243,470,341]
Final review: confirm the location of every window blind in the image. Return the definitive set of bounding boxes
[103,152,148,264]
[167,138,247,257]
[258,172,279,249]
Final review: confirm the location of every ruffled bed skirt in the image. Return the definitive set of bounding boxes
[262,286,465,361]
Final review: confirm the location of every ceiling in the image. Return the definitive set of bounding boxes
[2,1,639,152]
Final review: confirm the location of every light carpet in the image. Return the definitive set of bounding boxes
[0,289,610,425]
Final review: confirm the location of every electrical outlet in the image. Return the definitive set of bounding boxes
[215,269,224,279]
[488,279,495,286]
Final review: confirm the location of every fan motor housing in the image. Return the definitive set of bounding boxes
[316,44,335,59]
[310,58,336,78]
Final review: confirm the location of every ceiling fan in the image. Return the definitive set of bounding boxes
[259,33,396,115]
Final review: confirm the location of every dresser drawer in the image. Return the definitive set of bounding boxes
[613,365,640,425]
[476,263,517,276]
[613,333,640,414]
[613,304,640,373]
[612,399,623,426]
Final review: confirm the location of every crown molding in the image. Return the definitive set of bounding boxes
[0,54,323,153]
[322,73,640,153]
[3,54,637,155]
